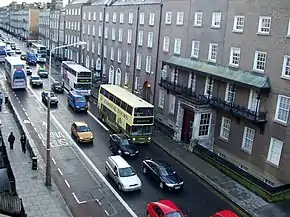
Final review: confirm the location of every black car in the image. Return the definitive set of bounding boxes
[142,159,184,191]
[109,134,139,156]
[41,91,58,106]
[51,81,64,93]
[20,53,26,60]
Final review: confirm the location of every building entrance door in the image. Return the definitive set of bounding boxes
[181,109,194,143]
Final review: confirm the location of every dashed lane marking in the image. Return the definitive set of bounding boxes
[57,168,63,176]
[24,111,28,116]
[104,210,109,216]
[64,180,71,188]
[51,157,56,165]
[96,199,101,205]
[72,193,87,205]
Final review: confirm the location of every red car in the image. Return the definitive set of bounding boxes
[147,200,185,217]
[211,210,239,217]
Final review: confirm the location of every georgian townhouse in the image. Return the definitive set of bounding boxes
[39,9,51,47]
[156,0,290,186]
[49,10,64,53]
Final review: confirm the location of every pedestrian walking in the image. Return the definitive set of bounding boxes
[8,132,15,150]
[0,91,3,112]
[20,133,26,154]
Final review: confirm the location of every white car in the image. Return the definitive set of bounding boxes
[105,155,142,192]
[37,68,49,78]
[15,48,21,54]
[30,75,43,87]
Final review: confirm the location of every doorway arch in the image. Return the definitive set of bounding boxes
[142,81,151,102]
[115,68,122,86]
[108,65,115,84]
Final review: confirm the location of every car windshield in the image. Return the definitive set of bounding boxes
[32,77,40,80]
[75,96,86,103]
[39,69,47,72]
[166,212,183,217]
[119,167,135,177]
[54,82,62,86]
[159,165,175,176]
[119,139,130,146]
[76,125,90,132]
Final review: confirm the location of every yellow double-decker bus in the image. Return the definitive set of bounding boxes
[98,85,154,144]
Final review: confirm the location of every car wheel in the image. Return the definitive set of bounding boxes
[159,182,164,189]
[118,183,122,191]
[143,166,147,174]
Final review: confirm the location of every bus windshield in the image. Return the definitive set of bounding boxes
[75,83,91,90]
[131,125,153,136]
[134,107,154,116]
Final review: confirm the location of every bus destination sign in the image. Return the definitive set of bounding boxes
[133,117,154,125]
[77,78,92,83]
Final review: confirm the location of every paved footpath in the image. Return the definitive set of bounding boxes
[153,129,290,217]
[0,104,72,217]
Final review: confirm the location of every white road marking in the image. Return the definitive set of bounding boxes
[104,210,109,216]
[64,180,71,188]
[51,157,56,165]
[96,199,101,205]
[88,111,109,131]
[72,193,87,205]
[37,133,42,140]
[57,168,63,176]
[24,111,28,116]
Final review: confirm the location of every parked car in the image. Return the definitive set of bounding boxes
[41,91,58,106]
[26,66,32,75]
[20,53,26,60]
[147,200,185,217]
[7,49,15,56]
[105,155,142,192]
[142,159,184,191]
[211,210,239,217]
[51,81,64,93]
[109,134,139,157]
[71,121,94,143]
[29,75,43,87]
[15,47,21,54]
[37,67,49,78]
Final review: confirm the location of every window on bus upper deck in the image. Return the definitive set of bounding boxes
[134,107,154,116]
[78,71,91,77]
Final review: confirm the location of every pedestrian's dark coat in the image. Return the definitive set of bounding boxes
[8,134,15,143]
[20,134,26,144]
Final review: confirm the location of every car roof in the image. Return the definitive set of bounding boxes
[31,75,40,78]
[151,200,180,214]
[109,155,130,168]
[69,90,84,97]
[113,134,127,140]
[73,121,88,127]
[146,159,171,168]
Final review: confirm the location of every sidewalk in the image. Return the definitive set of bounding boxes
[152,129,290,217]
[0,104,72,217]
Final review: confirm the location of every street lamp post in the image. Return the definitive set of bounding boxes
[45,41,87,187]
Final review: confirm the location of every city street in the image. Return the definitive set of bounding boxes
[2,35,240,217]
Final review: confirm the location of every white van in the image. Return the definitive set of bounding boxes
[105,155,142,192]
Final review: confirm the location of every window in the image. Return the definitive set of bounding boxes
[87,24,90,35]
[281,55,290,77]
[92,25,95,35]
[127,29,132,44]
[211,12,221,28]
[204,77,214,98]
[169,94,176,114]
[99,11,103,21]
[105,27,108,39]
[87,41,90,51]
[258,16,271,34]
[194,12,203,26]
[287,19,290,36]
[117,49,121,63]
[158,90,165,109]
[139,13,145,25]
[220,117,231,141]
[176,12,184,25]
[187,73,196,91]
[136,53,142,69]
[198,113,211,137]
[112,28,116,40]
[229,47,241,67]
[110,47,114,60]
[165,12,172,24]
[93,12,96,20]
[88,12,91,20]
[98,26,102,37]
[208,43,218,62]
[248,89,260,112]
[225,83,236,103]
[275,95,290,124]
[105,12,109,22]
[104,45,107,58]
[92,42,95,53]
[83,12,86,20]
[191,40,200,58]
[241,127,255,154]
[124,72,129,86]
[129,13,134,24]
[135,77,140,91]
[253,51,267,72]
[126,51,130,66]
[145,56,151,73]
[119,28,123,42]
[112,12,117,23]
[163,36,170,52]
[233,16,245,32]
[138,31,143,46]
[267,138,283,167]
[97,43,101,55]
[174,38,181,55]
[149,13,155,26]
[147,32,153,48]
[78,22,80,30]
[120,13,124,23]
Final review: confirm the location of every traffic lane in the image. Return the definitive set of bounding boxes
[15,85,135,217]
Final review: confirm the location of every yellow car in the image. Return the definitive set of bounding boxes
[71,122,94,143]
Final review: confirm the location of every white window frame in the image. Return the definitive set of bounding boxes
[104,45,107,58]
[220,117,231,141]
[92,25,95,36]
[99,11,103,21]
[253,51,267,73]
[257,16,271,35]
[176,12,184,25]
[233,16,245,33]
[93,12,96,20]
[118,28,123,42]
[145,56,151,73]
[191,40,200,58]
[198,113,212,137]
[174,38,181,55]
[117,49,121,63]
[124,72,129,86]
[267,138,283,167]
[127,29,132,44]
[287,19,290,36]
[149,13,155,26]
[187,73,196,91]
[83,12,86,20]
[248,89,260,112]
[165,12,172,24]
[241,127,255,154]
[229,47,241,67]
[163,36,170,52]
[158,90,165,109]
[204,77,214,98]
[129,13,134,24]
[139,13,145,25]
[208,43,218,62]
[147,32,153,48]
[98,26,102,37]
[211,12,221,28]
[225,83,236,103]
[138,30,143,46]
[112,12,117,23]
[112,28,116,41]
[194,12,203,26]
[87,24,90,35]
[169,94,176,114]
[120,13,124,24]
[135,77,140,91]
[126,51,130,66]
[104,27,108,39]
[274,95,290,124]
[136,53,142,70]
[105,12,109,23]
[110,47,114,60]
[281,55,290,78]
[97,43,101,55]
[88,12,91,20]
[92,42,95,53]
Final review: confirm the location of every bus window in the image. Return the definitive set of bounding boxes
[126,124,131,133]
[115,97,121,106]
[134,107,154,116]
[127,106,133,114]
[112,95,116,103]
[121,102,127,111]
[75,83,91,90]
[108,93,114,101]
[131,126,153,136]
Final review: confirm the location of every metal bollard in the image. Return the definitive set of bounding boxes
[32,157,37,170]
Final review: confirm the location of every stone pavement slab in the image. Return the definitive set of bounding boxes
[152,129,290,217]
[0,104,72,217]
